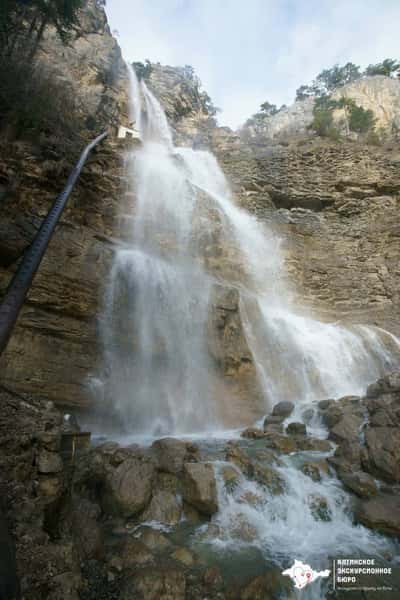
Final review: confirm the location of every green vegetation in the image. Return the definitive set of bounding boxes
[365,59,400,78]
[179,64,220,117]
[132,60,152,81]
[309,95,375,139]
[245,100,286,128]
[310,97,340,139]
[296,58,399,101]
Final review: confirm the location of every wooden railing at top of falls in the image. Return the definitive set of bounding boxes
[0,131,108,357]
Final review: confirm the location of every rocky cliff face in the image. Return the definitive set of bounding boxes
[242,75,400,140]
[144,63,217,146]
[0,0,130,408]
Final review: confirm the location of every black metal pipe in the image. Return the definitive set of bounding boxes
[0,131,108,356]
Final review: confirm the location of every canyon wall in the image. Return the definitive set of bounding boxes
[0,0,130,408]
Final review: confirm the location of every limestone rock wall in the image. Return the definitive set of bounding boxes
[242,75,400,140]
[0,0,130,407]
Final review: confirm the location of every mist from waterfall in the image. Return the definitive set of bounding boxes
[102,65,400,435]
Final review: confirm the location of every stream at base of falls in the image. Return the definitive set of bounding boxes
[93,64,400,598]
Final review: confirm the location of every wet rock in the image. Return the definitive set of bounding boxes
[338,471,378,498]
[140,490,182,526]
[364,427,400,483]
[221,465,241,492]
[318,399,335,411]
[272,401,294,418]
[182,463,218,515]
[241,427,267,439]
[302,408,315,424]
[231,515,259,541]
[37,449,63,474]
[365,393,400,428]
[252,463,285,495]
[320,396,362,429]
[329,415,363,445]
[101,453,156,517]
[286,422,307,436]
[308,494,332,521]
[225,443,253,473]
[366,372,400,398]
[151,438,199,474]
[238,490,264,506]
[264,433,296,454]
[121,567,186,600]
[301,462,321,482]
[263,415,285,431]
[171,546,195,567]
[297,437,331,452]
[356,495,400,536]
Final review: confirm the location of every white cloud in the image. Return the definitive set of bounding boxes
[106,0,400,129]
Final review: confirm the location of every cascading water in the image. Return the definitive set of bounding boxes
[100,65,400,598]
[103,65,399,434]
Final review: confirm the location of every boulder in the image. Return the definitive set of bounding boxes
[220,465,241,492]
[301,462,321,482]
[182,463,218,515]
[151,438,199,474]
[286,422,307,436]
[101,454,155,517]
[366,372,400,398]
[140,490,182,526]
[296,437,331,452]
[252,463,285,495]
[121,567,186,600]
[272,401,294,418]
[308,494,331,521]
[264,433,296,454]
[329,414,363,445]
[338,471,378,498]
[120,538,154,569]
[263,415,285,431]
[365,393,400,427]
[356,495,400,536]
[241,427,267,439]
[364,427,400,483]
[136,527,172,553]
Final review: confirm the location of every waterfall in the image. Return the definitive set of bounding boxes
[102,66,400,435]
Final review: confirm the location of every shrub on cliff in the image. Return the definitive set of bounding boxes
[310,97,340,139]
[365,59,400,78]
[348,104,375,134]
[132,60,152,81]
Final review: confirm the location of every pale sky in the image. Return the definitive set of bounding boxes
[106,0,400,129]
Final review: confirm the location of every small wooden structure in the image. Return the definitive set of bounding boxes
[61,431,91,462]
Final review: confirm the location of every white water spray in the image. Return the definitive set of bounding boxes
[103,65,399,434]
